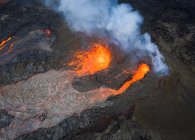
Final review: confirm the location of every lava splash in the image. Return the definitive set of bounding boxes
[68,43,111,75]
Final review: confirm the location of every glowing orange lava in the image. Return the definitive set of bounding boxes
[0,37,16,56]
[69,44,150,95]
[0,37,12,51]
[114,63,150,95]
[69,43,111,75]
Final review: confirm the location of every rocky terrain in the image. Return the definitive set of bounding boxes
[0,0,195,140]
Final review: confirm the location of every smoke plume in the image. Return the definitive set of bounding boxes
[44,0,168,74]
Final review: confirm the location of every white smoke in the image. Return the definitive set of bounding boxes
[45,0,168,74]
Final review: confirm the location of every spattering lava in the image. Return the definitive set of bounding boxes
[68,43,111,75]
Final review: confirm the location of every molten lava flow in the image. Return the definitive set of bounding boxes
[0,37,12,50]
[0,37,16,56]
[69,43,111,75]
[114,63,150,95]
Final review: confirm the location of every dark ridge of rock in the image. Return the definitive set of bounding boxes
[72,75,102,92]
[0,51,51,85]
[16,104,153,140]
[0,109,14,128]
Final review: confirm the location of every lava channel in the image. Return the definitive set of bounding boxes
[114,63,150,95]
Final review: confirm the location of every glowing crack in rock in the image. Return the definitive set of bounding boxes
[0,37,12,48]
[0,37,15,55]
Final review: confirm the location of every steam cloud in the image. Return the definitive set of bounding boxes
[44,0,168,74]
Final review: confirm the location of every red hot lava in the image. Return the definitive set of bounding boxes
[0,37,12,50]
[68,43,112,75]
[0,37,16,55]
[114,63,150,95]
[69,43,150,94]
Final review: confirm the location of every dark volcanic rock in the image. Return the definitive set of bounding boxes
[0,110,14,128]
[0,0,10,5]
[16,103,154,140]
[0,0,65,85]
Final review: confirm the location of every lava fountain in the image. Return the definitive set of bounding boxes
[68,43,112,76]
[69,43,150,95]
